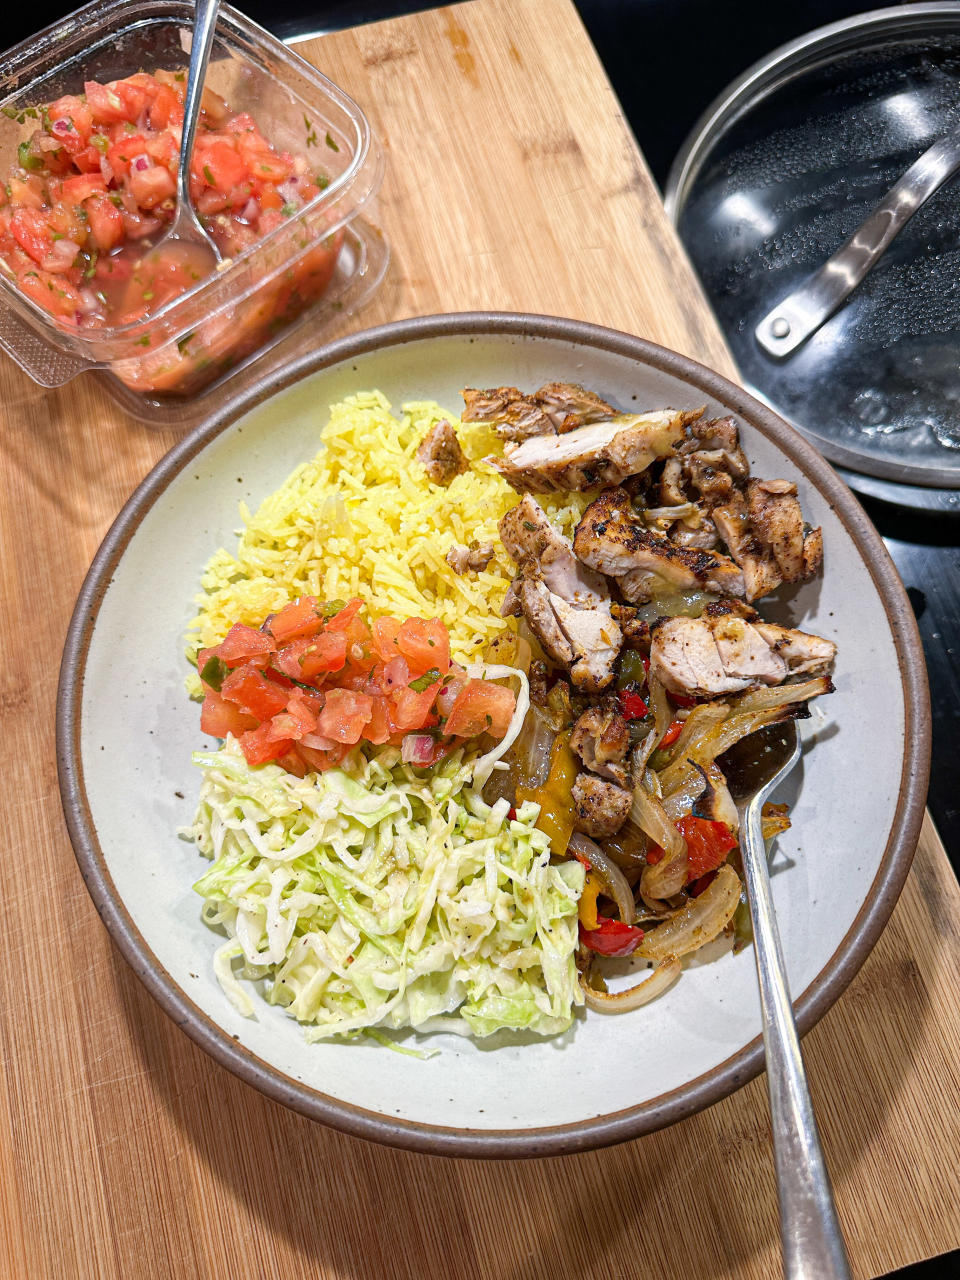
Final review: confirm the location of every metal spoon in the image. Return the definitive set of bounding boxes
[720,721,851,1280]
[143,0,222,270]
[755,116,960,357]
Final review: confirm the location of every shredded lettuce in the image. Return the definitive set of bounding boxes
[182,738,585,1041]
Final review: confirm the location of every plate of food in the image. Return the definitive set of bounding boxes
[57,312,929,1156]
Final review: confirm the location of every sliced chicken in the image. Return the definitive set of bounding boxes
[570,705,630,787]
[711,495,784,603]
[499,497,622,691]
[445,541,495,574]
[572,772,633,839]
[416,420,468,485]
[650,613,836,699]
[500,495,608,607]
[462,382,615,442]
[747,479,824,583]
[487,409,696,493]
[534,382,615,431]
[573,488,744,602]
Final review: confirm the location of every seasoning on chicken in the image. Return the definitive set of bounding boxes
[534,382,615,432]
[462,381,616,442]
[747,479,824,583]
[416,419,469,485]
[486,408,696,493]
[445,541,495,574]
[573,487,744,602]
[572,772,634,839]
[499,496,622,691]
[649,612,837,700]
[570,704,630,787]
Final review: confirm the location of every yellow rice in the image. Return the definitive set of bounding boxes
[185,390,591,679]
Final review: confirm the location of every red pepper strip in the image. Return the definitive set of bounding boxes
[688,870,718,897]
[677,814,738,882]
[658,719,684,749]
[579,917,645,957]
[671,693,698,708]
[645,844,663,865]
[507,807,517,821]
[619,689,648,720]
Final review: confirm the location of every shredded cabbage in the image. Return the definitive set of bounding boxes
[182,738,585,1041]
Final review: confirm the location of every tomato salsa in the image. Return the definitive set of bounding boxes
[197,598,518,777]
[0,71,343,394]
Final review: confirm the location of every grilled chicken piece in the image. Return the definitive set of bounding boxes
[570,705,630,787]
[416,420,469,485]
[650,613,836,699]
[573,488,744,602]
[747,479,824,583]
[684,415,750,477]
[487,409,695,493]
[460,387,555,442]
[499,497,623,690]
[711,495,784,602]
[572,772,633,839]
[445,541,495,574]
[500,495,608,607]
[534,382,615,431]
[660,456,687,506]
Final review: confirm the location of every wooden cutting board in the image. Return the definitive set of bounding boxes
[1,1,957,1276]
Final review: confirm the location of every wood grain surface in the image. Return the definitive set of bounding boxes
[1,1,957,1276]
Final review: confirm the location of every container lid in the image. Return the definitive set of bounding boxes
[665,2,960,498]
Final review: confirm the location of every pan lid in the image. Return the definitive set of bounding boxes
[665,3,960,497]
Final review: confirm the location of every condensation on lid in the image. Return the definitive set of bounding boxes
[666,3,960,490]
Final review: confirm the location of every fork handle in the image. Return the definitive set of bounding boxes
[739,796,852,1280]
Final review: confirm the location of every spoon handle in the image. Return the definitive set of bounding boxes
[739,795,851,1280]
[177,0,222,207]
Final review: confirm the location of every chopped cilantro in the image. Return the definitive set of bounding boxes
[281,202,297,217]
[203,164,214,185]
[136,335,150,347]
[177,331,195,354]
[522,520,538,531]
[409,668,441,693]
[320,599,347,617]
[91,133,108,153]
[325,132,340,152]
[1,106,18,120]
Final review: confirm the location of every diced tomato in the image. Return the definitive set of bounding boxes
[47,96,93,148]
[578,918,645,958]
[200,690,257,739]
[265,689,319,742]
[325,599,364,632]
[677,815,738,883]
[268,596,324,644]
[61,174,107,206]
[275,748,308,779]
[11,208,54,267]
[85,80,130,125]
[148,85,183,130]
[72,145,104,174]
[391,683,441,733]
[444,679,515,738]
[128,163,176,209]
[85,194,125,251]
[316,688,373,744]
[17,267,82,317]
[217,622,275,666]
[395,617,450,676]
[196,138,247,189]
[658,719,684,749]
[239,722,293,765]
[295,741,350,773]
[107,134,148,181]
[365,695,395,745]
[299,630,348,679]
[221,664,289,720]
[371,616,402,662]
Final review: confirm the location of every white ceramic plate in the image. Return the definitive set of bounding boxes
[57,314,929,1157]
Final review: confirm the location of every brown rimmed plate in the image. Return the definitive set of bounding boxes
[56,312,930,1158]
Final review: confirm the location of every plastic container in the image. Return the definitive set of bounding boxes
[0,0,388,424]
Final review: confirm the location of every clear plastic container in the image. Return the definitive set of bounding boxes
[0,0,388,424]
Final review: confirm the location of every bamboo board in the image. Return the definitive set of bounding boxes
[1,2,957,1276]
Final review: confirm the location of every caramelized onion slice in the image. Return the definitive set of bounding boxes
[630,766,685,858]
[567,831,635,924]
[580,957,682,1012]
[638,864,741,961]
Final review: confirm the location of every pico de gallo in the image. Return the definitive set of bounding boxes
[196,597,518,776]
[0,71,343,394]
